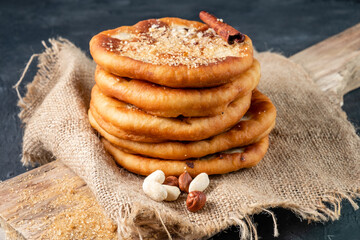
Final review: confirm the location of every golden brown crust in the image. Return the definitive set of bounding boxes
[95,59,260,117]
[89,17,253,88]
[90,85,252,141]
[89,107,165,143]
[89,89,276,159]
[102,136,269,177]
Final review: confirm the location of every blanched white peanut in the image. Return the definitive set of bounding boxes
[163,185,181,201]
[188,173,209,193]
[144,170,165,184]
[142,170,167,201]
[143,181,168,202]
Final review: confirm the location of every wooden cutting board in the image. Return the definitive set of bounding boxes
[1,23,359,240]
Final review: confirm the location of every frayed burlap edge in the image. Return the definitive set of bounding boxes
[113,189,360,240]
[15,38,75,166]
[15,38,360,240]
[16,38,75,123]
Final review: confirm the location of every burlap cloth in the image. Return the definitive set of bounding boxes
[17,38,360,239]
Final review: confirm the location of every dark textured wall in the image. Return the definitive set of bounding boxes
[0,0,359,239]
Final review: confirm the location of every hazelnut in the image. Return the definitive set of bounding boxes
[163,176,179,187]
[178,172,192,193]
[186,191,206,212]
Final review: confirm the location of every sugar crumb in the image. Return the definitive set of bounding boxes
[109,23,245,68]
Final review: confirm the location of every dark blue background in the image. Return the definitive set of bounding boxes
[1,0,359,239]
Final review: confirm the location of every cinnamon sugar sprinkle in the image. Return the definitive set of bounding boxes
[104,23,249,68]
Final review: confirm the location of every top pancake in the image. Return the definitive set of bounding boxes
[90,17,254,88]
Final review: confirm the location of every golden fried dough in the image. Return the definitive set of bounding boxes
[90,85,252,141]
[95,59,260,117]
[89,107,164,143]
[102,136,269,177]
[90,18,253,88]
[89,89,276,159]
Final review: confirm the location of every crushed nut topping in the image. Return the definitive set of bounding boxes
[106,23,248,68]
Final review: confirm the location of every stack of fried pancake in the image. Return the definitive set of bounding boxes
[89,18,276,177]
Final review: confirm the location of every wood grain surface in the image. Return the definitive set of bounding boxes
[291,23,360,99]
[0,161,116,239]
[1,23,359,239]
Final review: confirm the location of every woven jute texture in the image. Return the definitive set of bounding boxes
[18,38,360,239]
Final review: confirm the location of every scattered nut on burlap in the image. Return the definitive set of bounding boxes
[17,38,360,239]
